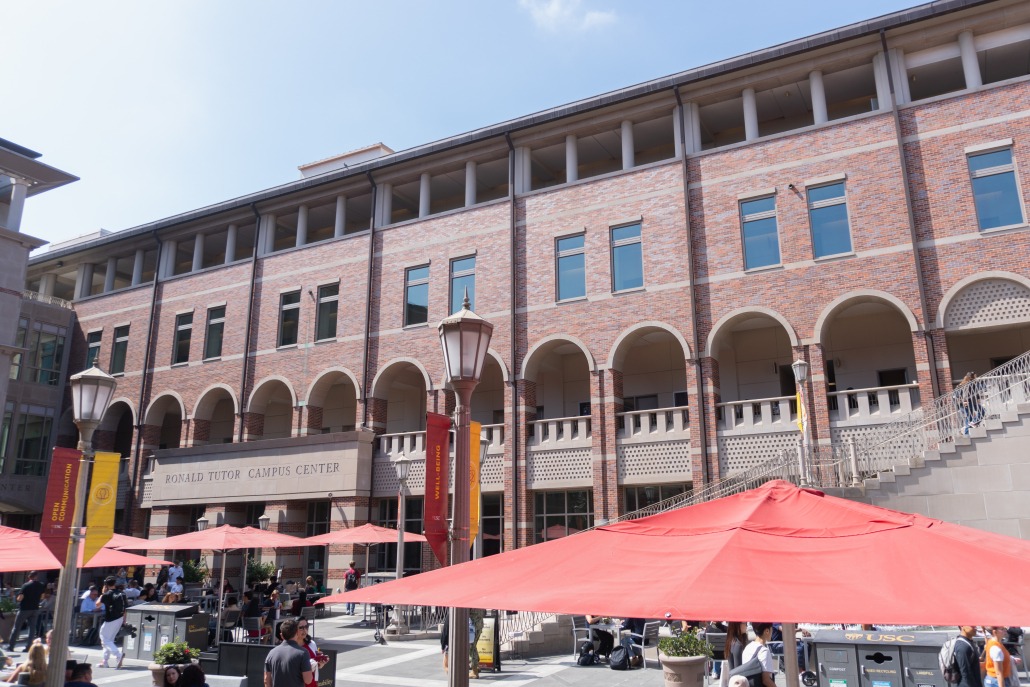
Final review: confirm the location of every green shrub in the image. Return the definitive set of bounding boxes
[182,559,209,584]
[657,629,714,658]
[246,560,276,586]
[153,641,195,665]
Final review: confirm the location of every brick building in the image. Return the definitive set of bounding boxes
[17,0,1030,588]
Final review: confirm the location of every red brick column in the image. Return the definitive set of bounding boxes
[92,429,117,451]
[806,344,831,444]
[930,330,955,393]
[367,397,388,435]
[303,405,323,435]
[697,357,722,485]
[243,412,264,441]
[590,369,622,521]
[507,379,535,550]
[190,418,211,446]
[912,331,941,402]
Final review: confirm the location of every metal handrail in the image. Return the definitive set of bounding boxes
[22,290,72,309]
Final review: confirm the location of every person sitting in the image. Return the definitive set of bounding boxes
[65,662,98,687]
[289,590,309,616]
[621,618,646,644]
[8,643,46,685]
[79,588,103,614]
[139,583,158,603]
[162,665,181,687]
[584,615,615,660]
[221,581,235,596]
[242,592,269,642]
[742,623,777,687]
[123,580,141,603]
[304,577,317,595]
[261,590,282,620]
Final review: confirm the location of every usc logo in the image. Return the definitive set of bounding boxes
[92,483,115,505]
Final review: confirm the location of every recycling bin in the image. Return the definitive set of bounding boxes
[125,602,201,662]
[173,611,211,651]
[808,630,952,687]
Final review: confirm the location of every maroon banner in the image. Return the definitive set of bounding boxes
[424,412,452,566]
[40,447,82,566]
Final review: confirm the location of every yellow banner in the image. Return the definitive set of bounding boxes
[83,451,120,564]
[469,422,481,547]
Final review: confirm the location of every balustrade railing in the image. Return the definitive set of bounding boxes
[378,430,426,459]
[716,396,796,433]
[616,405,689,442]
[827,383,919,424]
[527,415,591,448]
[22,290,72,309]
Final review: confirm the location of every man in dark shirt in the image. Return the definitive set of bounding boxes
[65,662,98,687]
[99,576,126,669]
[264,619,312,687]
[955,625,983,687]
[7,571,44,651]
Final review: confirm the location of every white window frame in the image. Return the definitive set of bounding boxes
[739,194,781,271]
[315,283,340,341]
[555,233,587,302]
[404,265,431,327]
[966,146,1027,232]
[111,325,130,375]
[449,256,476,313]
[172,312,193,365]
[806,180,854,259]
[609,222,644,293]
[278,290,302,347]
[204,306,226,360]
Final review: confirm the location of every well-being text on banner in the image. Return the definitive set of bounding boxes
[424,412,452,565]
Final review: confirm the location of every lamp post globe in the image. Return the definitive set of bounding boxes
[437,290,492,687]
[196,516,209,532]
[46,362,117,687]
[791,358,809,384]
[258,513,270,531]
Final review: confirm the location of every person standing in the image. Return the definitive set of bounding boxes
[954,626,983,687]
[7,571,45,652]
[99,576,126,669]
[742,622,777,687]
[167,561,185,587]
[983,626,1012,687]
[263,619,312,687]
[343,562,360,615]
[297,618,328,687]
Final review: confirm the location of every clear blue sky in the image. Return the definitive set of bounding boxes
[6,0,920,248]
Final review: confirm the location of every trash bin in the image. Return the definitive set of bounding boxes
[126,602,201,662]
[808,630,952,687]
[174,612,211,652]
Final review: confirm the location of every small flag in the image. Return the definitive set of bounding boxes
[469,422,481,548]
[83,451,120,564]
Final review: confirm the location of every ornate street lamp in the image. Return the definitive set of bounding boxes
[390,454,413,634]
[791,358,812,488]
[258,513,270,531]
[196,515,209,532]
[437,290,492,687]
[46,362,117,687]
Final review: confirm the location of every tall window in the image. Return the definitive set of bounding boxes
[624,484,688,513]
[306,501,331,582]
[9,319,27,381]
[27,324,66,385]
[279,291,301,346]
[808,182,852,258]
[610,224,643,292]
[481,493,504,557]
[375,497,424,572]
[0,403,12,472]
[556,234,586,301]
[968,148,1025,230]
[449,256,476,313]
[404,266,430,326]
[315,284,339,341]
[110,325,130,374]
[172,313,193,364]
[204,306,225,359]
[13,408,54,476]
[740,195,780,270]
[534,490,593,544]
[85,331,102,369]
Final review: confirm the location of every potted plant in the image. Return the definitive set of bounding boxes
[0,596,16,643]
[658,629,713,687]
[149,640,197,686]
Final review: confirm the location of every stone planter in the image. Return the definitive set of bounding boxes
[658,652,708,687]
[148,662,196,686]
[0,613,15,646]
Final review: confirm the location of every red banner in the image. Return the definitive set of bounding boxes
[40,447,82,566]
[424,412,451,566]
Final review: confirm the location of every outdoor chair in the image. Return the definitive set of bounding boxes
[706,632,727,676]
[571,616,592,657]
[629,621,660,668]
[219,609,241,643]
[241,617,269,644]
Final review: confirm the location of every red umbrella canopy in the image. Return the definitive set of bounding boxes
[319,481,1030,626]
[155,524,305,551]
[105,533,163,550]
[0,525,60,573]
[305,523,427,546]
[80,547,171,569]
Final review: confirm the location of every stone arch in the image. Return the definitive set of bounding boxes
[935,271,1030,331]
[813,290,921,345]
[247,375,298,413]
[305,367,360,434]
[193,383,240,419]
[370,358,434,399]
[144,391,187,426]
[704,306,799,358]
[305,367,361,407]
[486,349,509,383]
[520,334,597,380]
[95,399,136,457]
[143,392,187,450]
[99,397,137,430]
[607,321,692,370]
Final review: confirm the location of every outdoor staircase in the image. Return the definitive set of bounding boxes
[502,613,573,659]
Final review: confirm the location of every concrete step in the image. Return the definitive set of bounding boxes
[892,464,911,477]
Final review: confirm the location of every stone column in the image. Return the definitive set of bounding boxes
[39,273,57,296]
[912,331,939,404]
[191,234,204,272]
[268,500,306,581]
[367,397,388,436]
[334,195,346,237]
[464,161,477,207]
[565,135,578,183]
[379,184,393,226]
[958,30,982,89]
[684,101,702,154]
[75,263,94,299]
[103,257,117,292]
[131,248,145,286]
[161,240,177,276]
[225,224,237,264]
[621,120,634,170]
[742,88,759,141]
[930,330,954,394]
[810,70,828,125]
[516,148,532,193]
[889,48,910,105]
[873,52,892,110]
[419,173,431,218]
[2,178,29,232]
[296,205,308,247]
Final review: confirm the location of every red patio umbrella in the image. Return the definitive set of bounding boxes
[0,525,60,573]
[305,523,428,593]
[104,532,163,550]
[318,480,1030,627]
[79,547,171,569]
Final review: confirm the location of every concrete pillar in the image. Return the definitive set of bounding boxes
[296,205,308,247]
[958,30,982,89]
[3,178,29,232]
[39,273,57,297]
[334,195,346,237]
[261,214,276,254]
[520,148,532,193]
[75,263,93,299]
[104,256,117,292]
[161,240,177,276]
[464,161,477,207]
[418,172,431,218]
[621,120,634,170]
[685,102,702,154]
[379,184,393,226]
[131,248,145,286]
[224,224,237,264]
[742,88,759,141]
[810,70,828,125]
[673,106,684,157]
[192,234,204,271]
[889,48,910,105]
[873,53,892,110]
[565,135,578,183]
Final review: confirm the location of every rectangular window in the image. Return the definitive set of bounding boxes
[0,403,12,472]
[374,496,425,572]
[449,256,476,314]
[204,307,225,359]
[556,234,586,301]
[85,331,102,369]
[172,313,193,365]
[405,266,430,326]
[14,409,54,477]
[533,490,593,544]
[808,182,852,257]
[9,319,28,381]
[110,325,130,374]
[610,224,643,292]
[968,148,1025,230]
[278,291,301,347]
[740,196,780,270]
[624,484,688,513]
[27,325,66,386]
[315,284,339,341]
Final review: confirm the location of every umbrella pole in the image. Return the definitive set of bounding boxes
[362,544,371,625]
[214,550,227,646]
[783,622,800,687]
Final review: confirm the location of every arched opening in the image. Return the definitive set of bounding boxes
[709,312,797,403]
[522,337,594,420]
[307,370,358,433]
[470,356,506,427]
[610,324,690,413]
[97,401,135,458]
[247,379,295,440]
[145,394,184,449]
[194,386,238,445]
[942,277,1030,387]
[371,361,429,434]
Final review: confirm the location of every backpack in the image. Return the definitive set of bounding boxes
[729,656,767,687]
[104,591,125,622]
[609,646,630,670]
[577,640,598,666]
[345,572,358,590]
[939,637,961,684]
